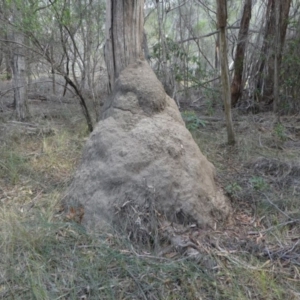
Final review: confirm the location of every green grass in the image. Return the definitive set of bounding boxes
[0,111,299,299]
[0,151,28,184]
[181,110,206,131]
[2,202,294,299]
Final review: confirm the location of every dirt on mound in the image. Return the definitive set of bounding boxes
[65,60,231,232]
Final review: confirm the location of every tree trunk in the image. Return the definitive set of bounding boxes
[4,32,12,80]
[231,0,252,107]
[11,5,28,120]
[273,0,280,114]
[217,0,235,145]
[104,0,144,93]
[51,44,56,94]
[256,0,291,106]
[5,50,12,80]
[12,34,28,120]
[48,0,94,132]
[157,1,173,96]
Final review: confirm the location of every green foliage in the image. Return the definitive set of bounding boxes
[0,106,299,299]
[203,85,219,115]
[62,7,72,26]
[0,151,27,184]
[181,111,206,131]
[195,20,207,32]
[152,37,211,88]
[225,182,242,197]
[250,176,268,191]
[0,207,220,299]
[7,0,42,36]
[280,37,300,112]
[273,123,286,141]
[0,73,10,80]
[281,39,300,90]
[152,37,187,61]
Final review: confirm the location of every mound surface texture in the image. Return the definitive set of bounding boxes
[66,60,231,230]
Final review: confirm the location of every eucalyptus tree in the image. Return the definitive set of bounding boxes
[0,0,106,128]
[254,0,291,108]
[231,0,252,107]
[217,0,235,145]
[155,0,172,95]
[11,3,28,120]
[105,0,144,92]
[145,1,221,104]
[0,0,29,120]
[45,0,105,128]
[279,4,300,112]
[0,28,12,80]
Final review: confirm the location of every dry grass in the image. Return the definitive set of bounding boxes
[0,101,300,299]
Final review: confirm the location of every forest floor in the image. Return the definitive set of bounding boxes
[0,83,300,299]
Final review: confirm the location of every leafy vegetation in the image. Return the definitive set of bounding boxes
[250,176,268,191]
[0,99,299,299]
[0,1,300,298]
[181,111,206,131]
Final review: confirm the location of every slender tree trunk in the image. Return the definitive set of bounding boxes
[48,0,94,132]
[86,18,93,90]
[143,31,150,61]
[0,1,12,81]
[273,0,280,114]
[214,33,220,91]
[256,0,291,106]
[231,0,252,107]
[105,0,144,93]
[12,33,28,120]
[5,50,12,80]
[50,44,56,94]
[217,0,235,145]
[4,33,12,80]
[255,1,273,102]
[157,1,171,96]
[11,5,28,120]
[215,34,219,70]
[262,0,276,104]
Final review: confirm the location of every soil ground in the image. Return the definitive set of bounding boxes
[0,80,300,299]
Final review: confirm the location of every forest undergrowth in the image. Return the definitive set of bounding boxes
[0,98,300,299]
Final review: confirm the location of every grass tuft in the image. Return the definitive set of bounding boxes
[0,108,299,299]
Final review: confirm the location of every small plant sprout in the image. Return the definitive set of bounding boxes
[250,176,268,191]
[181,111,206,131]
[225,182,242,197]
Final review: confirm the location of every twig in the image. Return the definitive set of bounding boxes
[125,268,148,300]
[258,133,263,147]
[262,193,291,219]
[130,246,172,261]
[0,39,44,57]
[215,247,271,270]
[7,121,36,127]
[248,219,300,235]
[280,240,300,259]
[167,0,191,13]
